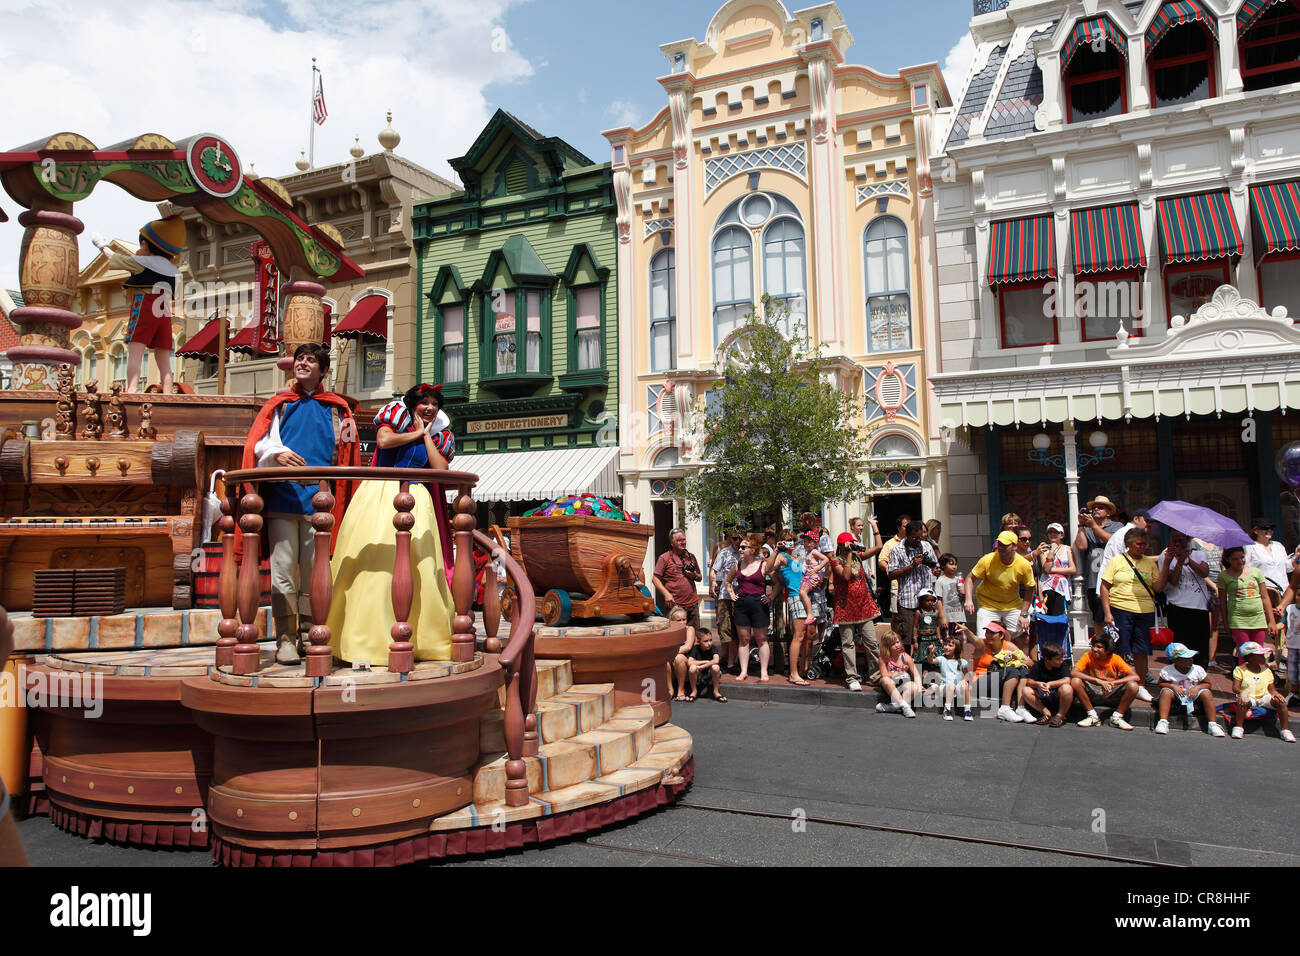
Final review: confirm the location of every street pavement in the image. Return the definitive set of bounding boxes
[16,695,1299,867]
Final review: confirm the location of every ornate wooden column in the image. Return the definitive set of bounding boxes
[388,482,416,674]
[306,484,336,678]
[7,200,83,390]
[215,491,240,669]
[449,489,478,663]
[279,275,327,372]
[232,490,265,674]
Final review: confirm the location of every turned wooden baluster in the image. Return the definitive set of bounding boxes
[306,483,335,678]
[520,633,538,757]
[482,553,500,654]
[388,481,416,674]
[450,489,477,663]
[231,490,265,675]
[503,652,528,807]
[215,490,239,669]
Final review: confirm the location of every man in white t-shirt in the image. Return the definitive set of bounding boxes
[1154,642,1224,736]
[1155,530,1212,666]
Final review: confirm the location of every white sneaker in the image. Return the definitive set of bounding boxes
[1231,726,1244,739]
[1207,722,1226,737]
[943,708,954,721]
[1016,706,1035,723]
[1136,687,1154,703]
[1078,714,1101,727]
[963,709,974,721]
[901,703,916,718]
[1282,729,1296,743]
[997,705,1022,722]
[1110,712,1134,731]
[848,679,862,692]
[1154,719,1169,735]
[875,702,900,713]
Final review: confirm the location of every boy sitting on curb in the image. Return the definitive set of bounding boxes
[1070,631,1141,730]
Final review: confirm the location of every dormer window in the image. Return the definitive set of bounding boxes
[1061,17,1128,122]
[1146,3,1218,108]
[1240,0,1300,91]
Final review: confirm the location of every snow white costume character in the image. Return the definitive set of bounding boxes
[326,384,457,665]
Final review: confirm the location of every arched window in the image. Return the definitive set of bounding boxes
[870,433,920,458]
[78,346,97,388]
[864,217,911,351]
[1063,19,1127,121]
[1240,0,1300,91]
[712,226,752,345]
[649,249,676,372]
[652,446,680,469]
[1149,21,1216,108]
[763,218,807,339]
[109,344,127,386]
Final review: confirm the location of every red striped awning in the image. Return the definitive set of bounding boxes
[1146,0,1218,55]
[1071,204,1146,274]
[987,216,1057,286]
[331,294,388,340]
[1238,0,1290,36]
[175,314,229,358]
[1062,16,1128,69]
[1250,179,1300,262]
[1156,192,1243,264]
[227,322,277,356]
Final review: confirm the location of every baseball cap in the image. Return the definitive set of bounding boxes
[1239,641,1267,657]
[1133,509,1152,519]
[917,588,936,600]
[837,531,856,545]
[996,530,1017,546]
[983,621,1006,634]
[1165,642,1197,660]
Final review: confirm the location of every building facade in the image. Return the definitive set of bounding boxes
[413,110,620,528]
[930,0,1300,631]
[603,0,950,575]
[173,121,456,403]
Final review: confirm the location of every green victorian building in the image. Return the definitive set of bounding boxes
[414,111,620,524]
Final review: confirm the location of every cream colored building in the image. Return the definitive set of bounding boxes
[603,0,950,577]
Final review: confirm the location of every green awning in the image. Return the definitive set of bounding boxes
[987,215,1057,286]
[1071,204,1146,274]
[1156,192,1243,264]
[1062,16,1128,68]
[1250,179,1300,263]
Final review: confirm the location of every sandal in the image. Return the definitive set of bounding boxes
[714,692,728,703]
[1035,713,1050,725]
[788,677,810,686]
[1049,715,1065,727]
[686,694,696,702]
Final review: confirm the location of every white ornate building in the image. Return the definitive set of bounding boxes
[930,0,1300,632]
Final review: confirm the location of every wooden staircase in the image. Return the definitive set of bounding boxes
[433,658,693,831]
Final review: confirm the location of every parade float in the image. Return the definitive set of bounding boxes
[0,131,692,865]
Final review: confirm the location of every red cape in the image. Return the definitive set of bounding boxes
[233,385,360,557]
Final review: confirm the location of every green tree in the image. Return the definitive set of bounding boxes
[679,296,873,534]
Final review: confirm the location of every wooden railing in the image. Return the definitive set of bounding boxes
[217,466,540,806]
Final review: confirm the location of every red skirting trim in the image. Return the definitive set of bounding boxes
[210,758,695,868]
[47,802,209,849]
[23,792,49,817]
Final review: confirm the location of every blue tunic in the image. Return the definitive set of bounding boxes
[264,397,335,516]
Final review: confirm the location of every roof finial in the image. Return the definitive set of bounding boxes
[350,135,364,159]
[379,111,400,152]
[295,150,310,171]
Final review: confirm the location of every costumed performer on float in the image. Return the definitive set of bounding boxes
[242,343,360,664]
[98,215,185,394]
[326,384,457,665]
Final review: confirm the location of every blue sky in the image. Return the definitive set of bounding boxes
[0,0,977,288]
[483,0,976,163]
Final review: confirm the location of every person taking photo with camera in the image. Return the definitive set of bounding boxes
[886,519,939,654]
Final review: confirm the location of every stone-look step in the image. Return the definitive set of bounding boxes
[472,702,656,805]
[432,724,693,832]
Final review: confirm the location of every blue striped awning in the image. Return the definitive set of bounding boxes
[1146,0,1219,55]
[1238,0,1290,36]
[987,216,1057,286]
[1156,192,1243,264]
[1062,16,1128,68]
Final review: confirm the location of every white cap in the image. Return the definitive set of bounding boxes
[1047,522,1064,533]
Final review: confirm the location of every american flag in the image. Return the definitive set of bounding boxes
[313,74,327,126]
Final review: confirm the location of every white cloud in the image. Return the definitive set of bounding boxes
[605,97,640,128]
[942,32,977,101]
[0,0,534,290]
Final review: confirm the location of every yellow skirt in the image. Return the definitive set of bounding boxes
[326,478,454,665]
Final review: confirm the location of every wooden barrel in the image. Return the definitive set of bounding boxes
[193,542,271,608]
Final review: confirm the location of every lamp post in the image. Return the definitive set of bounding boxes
[1027,425,1114,652]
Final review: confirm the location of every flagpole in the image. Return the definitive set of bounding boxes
[309,58,317,168]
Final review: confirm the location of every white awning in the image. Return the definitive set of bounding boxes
[452,446,622,502]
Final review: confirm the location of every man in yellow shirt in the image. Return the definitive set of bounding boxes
[964,530,1035,640]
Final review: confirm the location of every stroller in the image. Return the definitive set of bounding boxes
[804,620,843,682]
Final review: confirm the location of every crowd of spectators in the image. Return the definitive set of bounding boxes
[681,499,1300,736]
